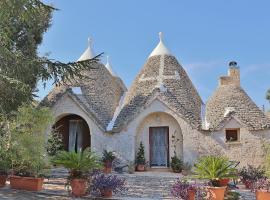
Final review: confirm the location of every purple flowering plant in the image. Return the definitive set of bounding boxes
[171,179,208,200]
[251,178,270,193]
[90,171,127,196]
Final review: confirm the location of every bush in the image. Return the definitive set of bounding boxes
[46,129,64,157]
[9,105,53,177]
[239,165,266,182]
[193,156,238,186]
[91,172,127,196]
[171,155,183,173]
[135,142,145,165]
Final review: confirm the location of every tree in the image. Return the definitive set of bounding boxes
[0,0,100,116]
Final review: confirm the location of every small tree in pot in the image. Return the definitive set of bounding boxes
[101,150,116,174]
[135,142,146,171]
[9,105,52,191]
[171,153,183,173]
[52,148,101,197]
[193,156,238,200]
[91,172,127,198]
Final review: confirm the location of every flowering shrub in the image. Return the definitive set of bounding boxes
[91,172,127,195]
[171,179,207,200]
[239,165,266,183]
[251,178,270,192]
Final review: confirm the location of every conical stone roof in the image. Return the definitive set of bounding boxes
[206,72,270,131]
[113,34,202,130]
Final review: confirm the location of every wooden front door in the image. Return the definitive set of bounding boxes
[149,127,169,167]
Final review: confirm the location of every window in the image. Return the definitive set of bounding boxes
[225,129,239,142]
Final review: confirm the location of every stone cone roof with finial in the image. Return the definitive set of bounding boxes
[205,63,270,131]
[42,38,126,130]
[113,33,203,130]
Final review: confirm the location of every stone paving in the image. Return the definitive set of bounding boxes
[0,169,256,200]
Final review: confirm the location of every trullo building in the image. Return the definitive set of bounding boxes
[43,33,270,168]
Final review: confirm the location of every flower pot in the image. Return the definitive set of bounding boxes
[136,164,145,172]
[0,175,7,187]
[100,189,113,198]
[182,170,189,176]
[256,190,270,200]
[188,189,196,200]
[218,178,230,187]
[207,186,226,200]
[70,178,87,197]
[10,176,44,191]
[172,168,182,173]
[103,161,112,174]
[243,179,253,189]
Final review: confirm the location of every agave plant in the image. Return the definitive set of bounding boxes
[101,150,116,163]
[52,148,102,179]
[193,156,238,186]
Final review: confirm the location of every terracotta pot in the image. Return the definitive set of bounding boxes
[207,186,226,200]
[188,189,196,200]
[218,178,230,187]
[10,176,44,191]
[243,179,253,189]
[70,179,87,197]
[0,175,7,187]
[256,190,270,200]
[103,161,112,174]
[136,164,145,172]
[100,189,113,198]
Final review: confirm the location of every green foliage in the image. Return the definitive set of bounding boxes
[0,117,11,175]
[136,142,146,165]
[52,148,101,179]
[193,156,238,186]
[0,0,100,116]
[102,150,116,163]
[239,165,266,182]
[46,130,64,157]
[9,104,53,177]
[171,155,183,173]
[225,191,240,200]
[263,142,270,178]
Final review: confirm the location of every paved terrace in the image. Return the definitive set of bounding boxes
[0,169,256,200]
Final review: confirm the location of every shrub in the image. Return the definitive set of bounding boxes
[46,129,64,157]
[52,148,101,180]
[171,155,183,173]
[135,142,145,165]
[251,178,270,192]
[193,156,238,187]
[9,105,53,177]
[91,172,127,195]
[239,165,266,182]
[171,179,207,200]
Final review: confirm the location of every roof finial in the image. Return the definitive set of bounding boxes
[159,32,163,42]
[87,37,92,47]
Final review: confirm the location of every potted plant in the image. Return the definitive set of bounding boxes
[193,155,238,200]
[239,165,266,189]
[9,105,52,191]
[171,179,207,200]
[91,172,127,198]
[135,142,146,171]
[101,150,116,174]
[171,154,183,173]
[52,148,101,197]
[251,178,270,200]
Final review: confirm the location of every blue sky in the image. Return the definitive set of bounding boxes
[39,0,270,110]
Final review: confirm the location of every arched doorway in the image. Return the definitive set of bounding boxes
[53,114,91,152]
[136,112,183,168]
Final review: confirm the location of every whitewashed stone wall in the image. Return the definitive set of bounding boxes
[198,118,270,167]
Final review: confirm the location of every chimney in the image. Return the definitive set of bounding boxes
[219,61,240,86]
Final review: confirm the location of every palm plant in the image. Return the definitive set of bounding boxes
[101,150,116,163]
[52,148,101,179]
[193,156,238,186]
